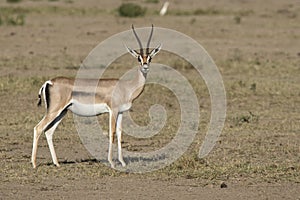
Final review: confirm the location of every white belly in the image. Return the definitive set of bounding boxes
[68,100,110,117]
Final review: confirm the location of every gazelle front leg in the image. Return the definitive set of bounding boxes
[108,109,116,168]
[116,112,126,167]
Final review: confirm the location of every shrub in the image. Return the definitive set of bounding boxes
[6,0,22,3]
[145,0,159,3]
[118,3,146,17]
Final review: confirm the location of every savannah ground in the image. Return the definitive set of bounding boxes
[0,0,299,199]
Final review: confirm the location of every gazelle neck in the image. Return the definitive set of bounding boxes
[126,67,147,101]
[135,66,147,88]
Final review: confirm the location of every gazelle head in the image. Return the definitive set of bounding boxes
[126,24,161,75]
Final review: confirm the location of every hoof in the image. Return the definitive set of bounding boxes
[120,160,126,167]
[109,160,115,169]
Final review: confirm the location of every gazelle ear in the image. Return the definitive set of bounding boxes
[149,43,162,58]
[125,45,140,58]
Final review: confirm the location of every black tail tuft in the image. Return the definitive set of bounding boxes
[37,80,52,108]
[37,94,42,107]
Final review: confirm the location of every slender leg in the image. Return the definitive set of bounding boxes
[32,117,45,168]
[45,119,62,167]
[32,109,66,168]
[116,113,126,166]
[108,110,116,168]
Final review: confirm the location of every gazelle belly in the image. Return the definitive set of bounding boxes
[68,99,110,117]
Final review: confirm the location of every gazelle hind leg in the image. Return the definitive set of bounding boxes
[45,119,62,167]
[32,116,52,168]
[31,109,67,168]
[32,118,45,168]
[116,113,126,166]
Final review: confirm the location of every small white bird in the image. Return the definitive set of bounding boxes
[160,1,169,16]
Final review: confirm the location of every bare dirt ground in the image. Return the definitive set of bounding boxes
[0,0,299,199]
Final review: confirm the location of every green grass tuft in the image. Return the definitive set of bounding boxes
[0,7,26,26]
[6,14,25,26]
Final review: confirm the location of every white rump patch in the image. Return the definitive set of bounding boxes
[68,100,110,117]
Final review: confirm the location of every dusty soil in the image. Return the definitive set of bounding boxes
[0,0,299,199]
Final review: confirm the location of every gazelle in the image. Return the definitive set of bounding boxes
[32,25,161,168]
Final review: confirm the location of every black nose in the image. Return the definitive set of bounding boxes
[142,65,149,72]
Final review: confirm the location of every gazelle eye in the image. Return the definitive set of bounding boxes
[138,56,142,63]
